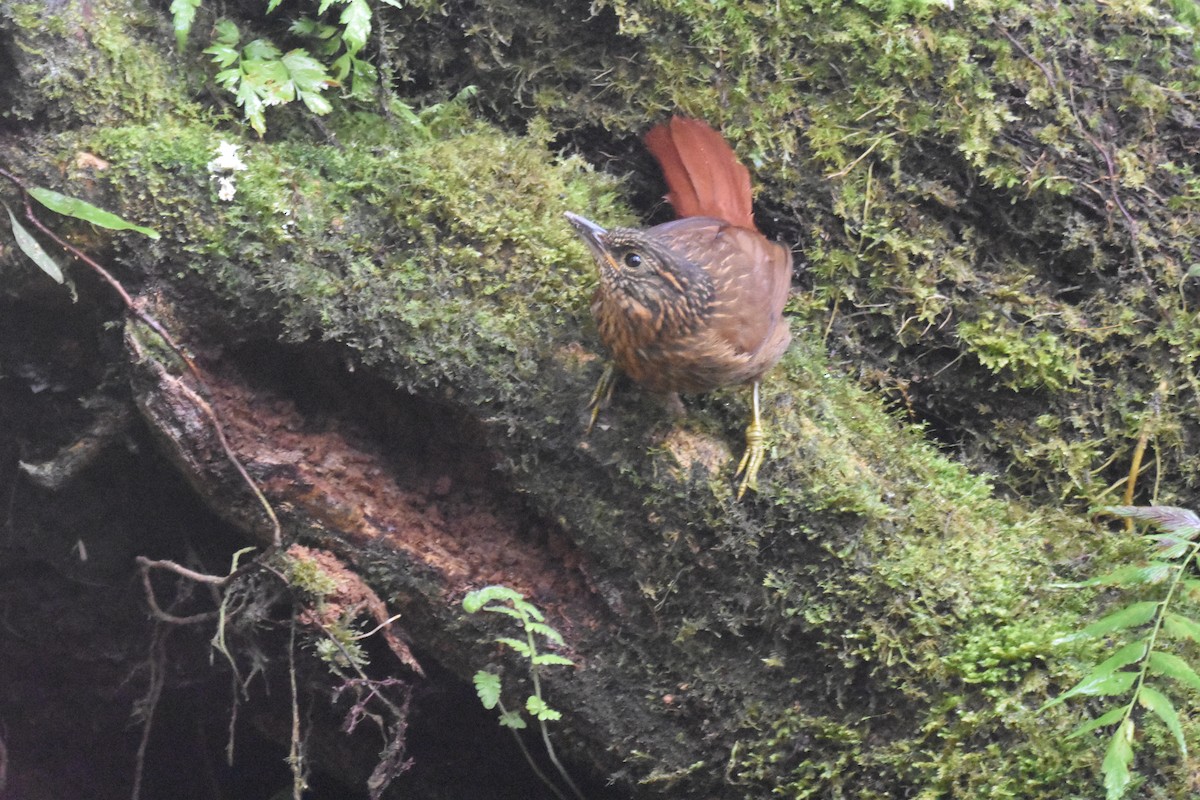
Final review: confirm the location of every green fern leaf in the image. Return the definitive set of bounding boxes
[1092,639,1150,678]
[527,622,565,645]
[532,653,575,667]
[1147,650,1200,693]
[1067,706,1127,739]
[472,671,502,710]
[1073,602,1159,640]
[169,0,201,49]
[526,694,562,722]
[1161,612,1200,643]
[498,709,527,729]
[1138,686,1187,757]
[462,585,523,613]
[1039,670,1138,711]
[1102,719,1135,800]
[1102,506,1200,539]
[339,0,372,56]
[1057,564,1172,588]
[496,636,534,658]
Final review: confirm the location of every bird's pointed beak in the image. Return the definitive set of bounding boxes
[564,212,608,257]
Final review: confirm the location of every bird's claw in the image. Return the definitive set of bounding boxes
[585,363,617,435]
[734,419,765,500]
[734,381,767,500]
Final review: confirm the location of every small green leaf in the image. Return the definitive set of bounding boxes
[243,58,294,105]
[282,50,332,93]
[298,89,334,116]
[512,598,545,622]
[28,188,160,239]
[169,0,201,49]
[463,585,523,613]
[292,17,337,39]
[339,0,372,55]
[1077,602,1159,640]
[212,18,240,46]
[1039,670,1139,712]
[532,653,575,667]
[1101,505,1200,539]
[495,636,534,658]
[5,203,63,283]
[481,605,526,622]
[213,66,241,89]
[1149,534,1193,560]
[1102,719,1134,800]
[242,38,281,61]
[1138,686,1186,757]
[331,51,353,82]
[1137,562,1174,583]
[498,709,526,729]
[1091,639,1149,678]
[1056,564,1174,588]
[1147,651,1200,693]
[472,671,501,710]
[526,695,562,722]
[1162,612,1200,643]
[236,80,267,135]
[344,55,378,99]
[527,622,565,646]
[1067,706,1127,739]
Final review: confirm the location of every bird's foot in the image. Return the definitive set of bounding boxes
[734,381,766,500]
[585,362,617,435]
[734,418,765,500]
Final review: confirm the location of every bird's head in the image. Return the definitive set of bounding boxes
[564,212,713,331]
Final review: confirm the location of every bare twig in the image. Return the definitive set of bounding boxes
[289,616,306,800]
[1121,380,1166,530]
[131,624,169,800]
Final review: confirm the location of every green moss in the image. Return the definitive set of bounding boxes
[731,697,1103,799]
[957,312,1083,392]
[86,109,628,416]
[13,1,1200,795]
[5,0,199,126]
[281,552,340,600]
[368,0,1200,508]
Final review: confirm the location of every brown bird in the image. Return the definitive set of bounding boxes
[565,116,792,498]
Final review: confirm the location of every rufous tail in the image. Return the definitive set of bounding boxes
[643,116,756,231]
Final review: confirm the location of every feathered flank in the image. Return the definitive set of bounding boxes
[643,117,756,232]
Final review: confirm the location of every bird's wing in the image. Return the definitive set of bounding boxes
[652,218,793,356]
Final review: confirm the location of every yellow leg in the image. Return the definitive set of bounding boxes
[585,362,617,435]
[735,382,766,500]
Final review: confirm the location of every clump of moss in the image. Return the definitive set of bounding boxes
[956,312,1083,392]
[4,0,199,126]
[85,108,628,421]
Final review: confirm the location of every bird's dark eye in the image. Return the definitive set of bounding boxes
[623,252,643,269]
